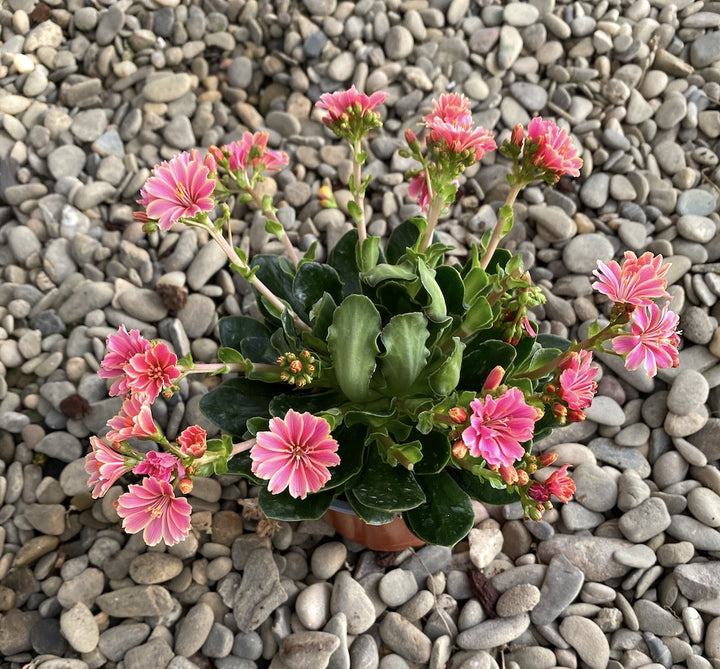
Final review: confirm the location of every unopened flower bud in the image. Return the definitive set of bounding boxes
[448,407,467,424]
[179,477,193,494]
[511,123,524,147]
[552,403,567,420]
[545,383,557,395]
[538,452,559,468]
[526,505,543,521]
[482,366,505,393]
[452,440,468,459]
[405,128,419,148]
[289,360,303,374]
[567,408,586,423]
[516,469,530,485]
[499,464,518,485]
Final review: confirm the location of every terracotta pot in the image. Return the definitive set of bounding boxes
[323,499,425,552]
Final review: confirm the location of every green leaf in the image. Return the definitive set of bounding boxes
[499,204,514,235]
[435,265,465,318]
[319,424,365,490]
[463,267,489,305]
[200,378,284,437]
[356,236,380,273]
[217,347,247,364]
[251,255,306,319]
[536,333,572,352]
[403,471,474,546]
[269,390,345,417]
[310,292,337,340]
[301,240,318,264]
[240,337,277,365]
[362,262,416,287]
[377,281,419,316]
[379,313,430,396]
[218,316,271,350]
[246,417,270,435]
[346,489,397,525]
[412,430,451,475]
[429,337,465,396]
[484,248,512,274]
[352,447,426,512]
[460,295,493,334]
[226,451,264,484]
[259,487,334,521]
[293,262,343,313]
[459,346,516,391]
[386,218,424,263]
[265,219,284,238]
[524,347,563,374]
[328,229,361,296]
[587,320,602,339]
[386,440,423,468]
[327,295,381,402]
[450,467,521,505]
[416,258,447,323]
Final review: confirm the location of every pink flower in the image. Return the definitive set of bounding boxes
[133,450,185,482]
[461,387,540,468]
[612,303,681,377]
[116,477,192,546]
[177,425,207,458]
[98,326,151,397]
[425,116,497,161]
[106,396,159,442]
[424,93,473,126]
[558,351,598,411]
[408,174,431,211]
[528,464,575,504]
[526,118,582,178]
[251,410,340,499]
[592,251,671,308]
[224,132,289,174]
[316,86,388,125]
[85,436,134,499]
[124,342,181,403]
[137,149,216,231]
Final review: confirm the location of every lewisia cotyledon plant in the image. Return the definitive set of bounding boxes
[86,88,680,547]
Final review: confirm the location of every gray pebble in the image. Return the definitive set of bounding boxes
[379,612,432,663]
[562,233,614,274]
[558,616,609,669]
[456,614,530,650]
[618,497,671,542]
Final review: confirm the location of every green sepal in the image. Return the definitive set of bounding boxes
[176,352,193,369]
[403,471,474,546]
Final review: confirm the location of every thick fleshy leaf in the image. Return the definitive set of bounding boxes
[327,295,381,402]
[362,262,416,287]
[412,430,451,475]
[435,265,465,317]
[379,313,430,396]
[226,451,264,485]
[259,487,334,521]
[462,267,489,305]
[328,229,361,296]
[377,281,419,316]
[346,489,397,525]
[251,254,307,319]
[416,258,447,323]
[293,262,343,312]
[269,390,345,417]
[353,447,426,512]
[240,336,277,364]
[200,377,284,436]
[429,337,465,396]
[218,316,271,350]
[403,471,474,546]
[536,333,572,352]
[386,218,423,264]
[310,292,337,340]
[460,296,493,334]
[450,467,521,505]
[458,340,517,391]
[320,424,365,490]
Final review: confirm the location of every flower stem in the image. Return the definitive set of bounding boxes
[207,227,311,332]
[231,438,255,457]
[480,181,523,270]
[247,186,299,266]
[418,196,444,253]
[352,140,367,243]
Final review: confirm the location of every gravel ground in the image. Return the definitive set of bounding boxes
[1,0,720,668]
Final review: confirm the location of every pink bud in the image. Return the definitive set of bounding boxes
[482,366,505,393]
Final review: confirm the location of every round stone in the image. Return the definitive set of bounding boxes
[562,233,614,273]
[384,26,414,60]
[677,215,716,243]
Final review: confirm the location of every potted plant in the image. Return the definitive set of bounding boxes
[86,89,680,550]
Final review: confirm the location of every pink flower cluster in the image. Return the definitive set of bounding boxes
[526,117,583,179]
[593,252,680,377]
[87,326,212,546]
[558,350,598,413]
[528,464,575,504]
[317,86,389,127]
[423,93,497,162]
[221,131,289,174]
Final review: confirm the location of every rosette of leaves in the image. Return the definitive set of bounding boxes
[200,220,569,546]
